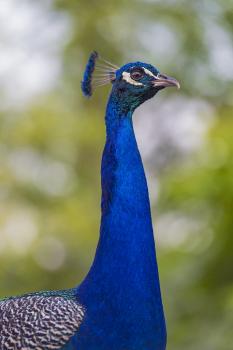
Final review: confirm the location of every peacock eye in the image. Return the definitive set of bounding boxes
[130,68,144,81]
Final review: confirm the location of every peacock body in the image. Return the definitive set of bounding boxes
[0,52,179,350]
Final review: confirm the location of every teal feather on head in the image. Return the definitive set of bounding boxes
[81,51,99,97]
[81,51,118,97]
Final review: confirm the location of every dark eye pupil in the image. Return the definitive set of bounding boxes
[130,69,144,80]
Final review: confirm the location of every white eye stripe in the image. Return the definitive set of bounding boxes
[142,67,157,78]
[122,72,144,86]
[122,67,158,86]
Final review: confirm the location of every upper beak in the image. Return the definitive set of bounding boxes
[152,73,180,89]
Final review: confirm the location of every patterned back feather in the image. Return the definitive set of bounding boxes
[0,291,85,350]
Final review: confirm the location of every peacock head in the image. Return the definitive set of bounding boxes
[81,51,180,111]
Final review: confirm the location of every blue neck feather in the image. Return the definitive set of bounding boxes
[74,92,167,349]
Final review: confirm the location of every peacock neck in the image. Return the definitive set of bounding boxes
[76,93,167,349]
[80,94,164,304]
[101,96,154,246]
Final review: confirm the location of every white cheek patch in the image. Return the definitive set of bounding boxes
[122,72,144,86]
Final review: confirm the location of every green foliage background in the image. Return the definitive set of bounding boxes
[0,0,232,349]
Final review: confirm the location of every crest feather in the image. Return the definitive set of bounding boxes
[81,51,118,97]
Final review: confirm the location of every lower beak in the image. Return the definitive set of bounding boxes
[152,73,180,89]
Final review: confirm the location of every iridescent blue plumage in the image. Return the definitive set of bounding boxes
[0,52,179,350]
[81,51,99,97]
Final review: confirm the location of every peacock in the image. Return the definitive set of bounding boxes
[0,51,179,350]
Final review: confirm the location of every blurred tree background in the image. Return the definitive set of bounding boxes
[0,0,232,349]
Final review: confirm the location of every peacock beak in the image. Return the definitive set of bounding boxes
[152,73,180,89]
